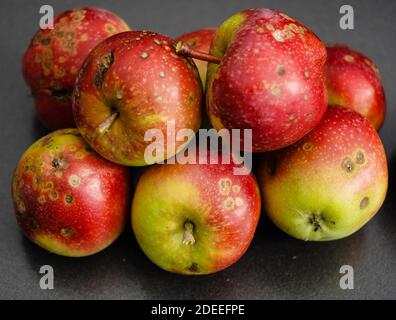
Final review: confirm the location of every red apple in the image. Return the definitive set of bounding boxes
[11,129,131,257]
[177,9,328,152]
[176,28,216,86]
[325,44,386,130]
[258,105,388,241]
[132,152,261,274]
[22,7,130,129]
[73,31,202,166]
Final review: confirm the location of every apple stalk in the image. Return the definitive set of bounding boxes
[175,42,221,64]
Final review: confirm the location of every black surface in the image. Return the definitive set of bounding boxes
[1,0,395,300]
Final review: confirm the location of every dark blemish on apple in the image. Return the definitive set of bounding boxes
[94,51,114,88]
[309,213,322,232]
[355,151,365,164]
[49,191,58,201]
[60,227,74,238]
[341,157,354,172]
[50,88,73,101]
[276,66,286,76]
[188,263,199,273]
[35,176,41,185]
[40,37,51,46]
[44,181,53,189]
[360,197,369,209]
[65,194,73,204]
[84,146,93,153]
[41,136,53,147]
[52,158,64,170]
[302,142,313,151]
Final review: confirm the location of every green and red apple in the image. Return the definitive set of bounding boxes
[176,28,216,87]
[325,44,386,130]
[22,7,130,129]
[258,105,388,241]
[73,31,202,166]
[12,129,131,256]
[203,8,328,152]
[132,152,261,274]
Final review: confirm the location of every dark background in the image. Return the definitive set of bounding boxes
[1,0,395,300]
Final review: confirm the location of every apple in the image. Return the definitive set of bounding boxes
[176,28,216,87]
[177,8,327,152]
[11,128,131,257]
[22,7,130,130]
[325,44,386,130]
[132,152,261,274]
[258,105,388,241]
[73,30,202,166]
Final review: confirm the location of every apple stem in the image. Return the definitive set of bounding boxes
[182,221,196,245]
[97,112,119,134]
[175,41,221,64]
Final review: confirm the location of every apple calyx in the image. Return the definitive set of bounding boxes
[97,112,119,134]
[182,221,196,245]
[175,41,221,64]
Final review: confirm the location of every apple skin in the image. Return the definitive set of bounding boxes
[325,44,386,131]
[11,129,131,257]
[176,28,216,86]
[132,153,261,274]
[206,8,328,152]
[258,105,388,241]
[73,31,202,166]
[22,7,130,130]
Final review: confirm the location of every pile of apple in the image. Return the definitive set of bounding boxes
[12,7,388,275]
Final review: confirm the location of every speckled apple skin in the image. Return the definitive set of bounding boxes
[73,31,202,166]
[132,152,261,275]
[11,129,131,257]
[326,44,386,131]
[206,8,328,152]
[22,8,130,129]
[258,105,388,241]
[176,28,216,86]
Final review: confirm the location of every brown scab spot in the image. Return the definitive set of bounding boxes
[224,197,235,210]
[304,71,310,78]
[270,84,282,96]
[84,146,93,153]
[256,26,265,34]
[188,263,199,273]
[60,227,74,238]
[235,197,244,207]
[140,51,149,59]
[342,157,354,173]
[65,194,73,204]
[44,181,53,189]
[219,178,232,195]
[104,23,116,34]
[344,55,355,63]
[276,66,286,76]
[16,199,26,214]
[68,175,80,188]
[115,90,123,99]
[35,176,41,185]
[153,39,161,45]
[302,142,313,151]
[159,71,165,78]
[360,197,369,209]
[49,191,58,201]
[52,157,64,170]
[40,37,51,46]
[95,51,114,87]
[232,185,241,194]
[37,195,46,205]
[289,114,296,122]
[355,150,365,164]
